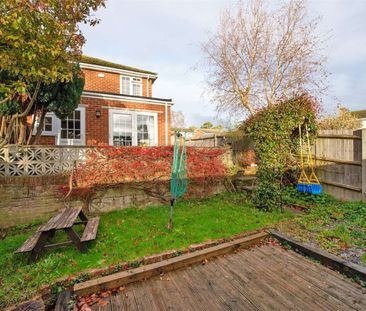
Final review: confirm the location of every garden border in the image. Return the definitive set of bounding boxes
[269,230,366,282]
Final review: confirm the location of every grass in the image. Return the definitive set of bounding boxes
[0,192,292,308]
[279,187,366,258]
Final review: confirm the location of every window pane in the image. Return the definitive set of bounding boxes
[132,84,141,96]
[121,76,130,95]
[68,120,74,129]
[61,129,67,139]
[68,131,75,139]
[137,114,154,146]
[43,116,53,132]
[74,110,80,120]
[112,113,133,146]
[45,124,52,132]
[42,116,53,132]
[61,120,67,129]
[74,121,80,130]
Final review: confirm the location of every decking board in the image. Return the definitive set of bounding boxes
[89,245,366,311]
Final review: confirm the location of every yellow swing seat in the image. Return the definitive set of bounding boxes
[297,124,322,195]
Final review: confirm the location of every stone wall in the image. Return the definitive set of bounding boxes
[0,176,82,228]
[0,176,226,228]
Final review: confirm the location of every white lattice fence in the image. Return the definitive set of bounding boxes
[0,145,93,176]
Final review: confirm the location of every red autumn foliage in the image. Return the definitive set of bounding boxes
[60,146,228,199]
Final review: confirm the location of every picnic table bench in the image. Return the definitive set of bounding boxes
[16,207,99,263]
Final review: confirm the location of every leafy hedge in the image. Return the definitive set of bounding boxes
[245,94,320,210]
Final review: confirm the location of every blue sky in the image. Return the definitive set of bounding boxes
[80,0,366,127]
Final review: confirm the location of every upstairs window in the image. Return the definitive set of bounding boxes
[120,76,142,96]
[132,78,142,96]
[121,76,130,95]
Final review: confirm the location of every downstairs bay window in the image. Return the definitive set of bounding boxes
[109,109,158,146]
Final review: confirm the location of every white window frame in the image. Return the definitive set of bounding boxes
[33,112,58,136]
[119,75,143,96]
[57,107,86,146]
[120,76,131,95]
[109,109,158,146]
[32,107,86,145]
[108,110,134,147]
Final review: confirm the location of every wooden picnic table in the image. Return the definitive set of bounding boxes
[16,207,99,263]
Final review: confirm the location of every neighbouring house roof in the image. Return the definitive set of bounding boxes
[80,55,158,76]
[190,128,226,139]
[351,109,366,119]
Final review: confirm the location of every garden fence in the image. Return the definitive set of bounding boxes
[312,129,366,202]
[186,135,226,148]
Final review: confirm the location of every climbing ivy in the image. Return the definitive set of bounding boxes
[244,94,320,211]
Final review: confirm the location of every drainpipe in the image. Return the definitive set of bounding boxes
[165,102,168,146]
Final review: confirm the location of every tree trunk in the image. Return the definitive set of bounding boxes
[0,116,6,138]
[0,80,41,147]
[26,111,37,145]
[17,116,28,145]
[31,109,46,145]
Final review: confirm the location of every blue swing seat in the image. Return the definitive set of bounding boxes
[309,183,322,195]
[297,183,322,195]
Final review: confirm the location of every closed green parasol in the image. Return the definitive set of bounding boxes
[168,132,187,229]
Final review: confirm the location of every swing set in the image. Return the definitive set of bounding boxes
[297,124,322,195]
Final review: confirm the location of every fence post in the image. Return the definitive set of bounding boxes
[362,129,366,202]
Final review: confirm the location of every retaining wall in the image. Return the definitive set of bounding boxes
[0,176,226,228]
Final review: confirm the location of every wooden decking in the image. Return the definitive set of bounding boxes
[88,244,366,311]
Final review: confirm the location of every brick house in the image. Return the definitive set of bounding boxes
[37,56,173,146]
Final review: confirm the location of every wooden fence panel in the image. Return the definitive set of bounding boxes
[314,129,365,201]
[186,135,226,148]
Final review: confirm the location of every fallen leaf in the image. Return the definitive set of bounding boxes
[98,300,109,306]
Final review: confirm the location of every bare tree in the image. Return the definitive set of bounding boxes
[171,110,186,129]
[202,0,328,116]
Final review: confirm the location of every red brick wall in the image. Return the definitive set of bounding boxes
[37,136,56,145]
[145,79,153,97]
[33,68,170,146]
[83,68,120,94]
[82,97,171,146]
[82,68,151,96]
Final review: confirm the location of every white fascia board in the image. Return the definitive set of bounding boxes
[81,91,174,106]
[80,63,158,80]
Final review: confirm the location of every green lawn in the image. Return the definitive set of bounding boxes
[0,193,292,308]
[279,187,366,265]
